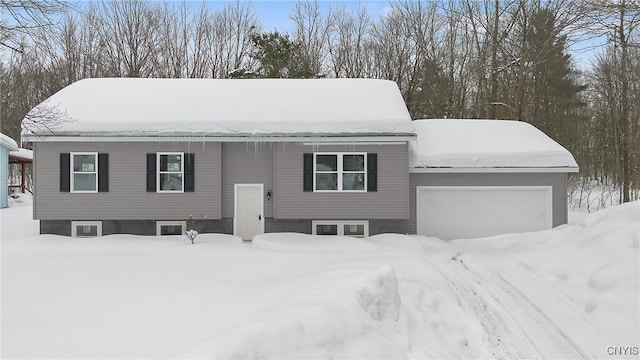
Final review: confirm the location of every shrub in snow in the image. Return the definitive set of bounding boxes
[185,214,208,244]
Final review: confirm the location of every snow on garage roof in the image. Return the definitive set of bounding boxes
[409,119,579,169]
[0,133,19,151]
[22,78,415,139]
[9,148,33,161]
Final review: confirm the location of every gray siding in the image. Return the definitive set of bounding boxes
[222,143,274,218]
[274,143,409,219]
[408,172,569,234]
[34,142,222,220]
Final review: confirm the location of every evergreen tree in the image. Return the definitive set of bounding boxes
[248,31,315,79]
[523,9,587,145]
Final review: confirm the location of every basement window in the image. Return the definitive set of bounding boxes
[312,220,369,238]
[156,221,186,236]
[71,221,102,237]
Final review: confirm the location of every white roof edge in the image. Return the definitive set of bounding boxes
[22,135,416,143]
[410,167,579,173]
[0,133,19,151]
[9,148,33,161]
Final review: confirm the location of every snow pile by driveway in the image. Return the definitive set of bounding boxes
[2,200,638,359]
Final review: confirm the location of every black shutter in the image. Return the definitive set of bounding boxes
[146,153,156,192]
[98,153,109,192]
[184,153,195,192]
[303,153,313,192]
[60,153,70,192]
[367,153,377,192]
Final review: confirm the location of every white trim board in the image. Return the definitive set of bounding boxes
[410,167,579,173]
[23,135,416,143]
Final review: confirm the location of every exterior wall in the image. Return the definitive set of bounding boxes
[408,172,569,234]
[34,142,222,220]
[35,141,411,235]
[267,218,408,235]
[42,218,406,236]
[42,219,232,236]
[1,146,9,208]
[274,143,409,219]
[222,143,274,218]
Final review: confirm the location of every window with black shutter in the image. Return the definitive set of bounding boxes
[367,153,377,192]
[146,153,156,192]
[60,153,70,192]
[98,153,109,192]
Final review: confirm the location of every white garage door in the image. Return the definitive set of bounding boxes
[416,186,552,240]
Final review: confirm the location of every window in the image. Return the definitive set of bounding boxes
[71,221,102,237]
[312,220,369,238]
[71,153,98,192]
[314,153,366,192]
[158,153,183,192]
[156,221,186,236]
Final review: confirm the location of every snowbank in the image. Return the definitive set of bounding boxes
[409,119,579,168]
[450,201,639,347]
[2,201,637,359]
[23,78,415,138]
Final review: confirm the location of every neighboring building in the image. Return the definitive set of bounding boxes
[9,148,33,195]
[1,133,20,209]
[22,78,578,240]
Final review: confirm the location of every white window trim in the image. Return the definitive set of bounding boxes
[71,221,103,237]
[156,221,186,236]
[157,152,184,193]
[313,152,367,192]
[312,220,369,237]
[70,152,98,193]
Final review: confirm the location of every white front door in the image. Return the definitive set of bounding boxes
[234,184,264,240]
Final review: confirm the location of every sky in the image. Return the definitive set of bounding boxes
[202,0,604,70]
[206,0,393,32]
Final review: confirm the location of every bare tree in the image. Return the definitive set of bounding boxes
[90,0,159,77]
[0,0,68,52]
[290,0,331,77]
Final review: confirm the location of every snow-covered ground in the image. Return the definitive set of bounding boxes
[1,195,638,359]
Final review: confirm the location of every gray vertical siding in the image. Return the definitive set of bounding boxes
[34,142,222,220]
[222,143,274,218]
[408,172,569,234]
[274,143,410,219]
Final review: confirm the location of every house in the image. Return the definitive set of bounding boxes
[22,78,578,240]
[1,133,20,209]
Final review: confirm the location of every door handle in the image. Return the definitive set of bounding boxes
[258,214,262,220]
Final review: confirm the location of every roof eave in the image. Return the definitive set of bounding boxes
[409,167,579,173]
[22,133,417,143]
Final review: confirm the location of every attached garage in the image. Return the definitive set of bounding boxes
[416,185,552,239]
[409,119,579,239]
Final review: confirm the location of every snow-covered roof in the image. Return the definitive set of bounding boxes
[23,78,415,139]
[0,133,19,151]
[9,148,33,161]
[410,119,579,169]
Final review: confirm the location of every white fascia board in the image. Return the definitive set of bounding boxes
[410,167,579,173]
[23,135,416,143]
